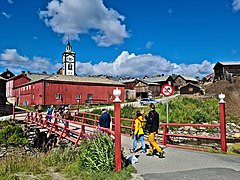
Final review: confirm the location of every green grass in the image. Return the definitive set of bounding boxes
[0,130,134,180]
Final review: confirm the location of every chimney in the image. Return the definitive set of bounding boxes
[27,71,31,74]
[22,71,25,74]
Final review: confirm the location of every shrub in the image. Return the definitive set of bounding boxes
[77,130,114,172]
[0,120,28,146]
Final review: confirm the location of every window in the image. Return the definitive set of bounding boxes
[55,93,62,100]
[76,94,81,100]
[87,94,93,103]
[189,88,193,92]
[23,100,28,106]
[45,82,49,86]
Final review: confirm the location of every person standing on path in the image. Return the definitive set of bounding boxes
[130,109,146,153]
[98,109,111,128]
[145,103,164,158]
[47,105,54,121]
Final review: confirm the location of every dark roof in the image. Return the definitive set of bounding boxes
[0,69,15,79]
[179,83,201,89]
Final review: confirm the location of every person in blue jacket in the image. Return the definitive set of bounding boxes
[99,108,111,128]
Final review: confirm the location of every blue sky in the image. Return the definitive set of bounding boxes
[1,0,240,78]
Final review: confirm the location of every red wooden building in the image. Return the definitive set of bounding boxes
[7,72,124,106]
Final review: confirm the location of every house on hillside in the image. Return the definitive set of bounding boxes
[213,62,240,80]
[175,75,198,87]
[0,76,7,116]
[6,72,124,106]
[180,83,203,95]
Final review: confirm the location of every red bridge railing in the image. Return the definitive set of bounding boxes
[24,112,115,148]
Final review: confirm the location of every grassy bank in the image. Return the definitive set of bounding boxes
[0,129,134,180]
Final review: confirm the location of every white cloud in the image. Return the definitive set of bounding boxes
[0,49,58,74]
[233,0,240,11]
[39,0,129,46]
[8,0,14,4]
[0,49,214,78]
[77,51,214,78]
[33,36,38,40]
[145,41,154,49]
[2,12,11,18]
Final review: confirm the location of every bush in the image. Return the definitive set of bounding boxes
[0,120,28,146]
[77,130,114,172]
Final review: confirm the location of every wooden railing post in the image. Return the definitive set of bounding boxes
[219,93,227,153]
[74,112,77,122]
[82,113,85,134]
[163,124,167,146]
[12,102,15,119]
[65,120,70,137]
[113,88,122,172]
[94,115,98,126]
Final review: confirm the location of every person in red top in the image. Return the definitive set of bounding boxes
[130,109,146,153]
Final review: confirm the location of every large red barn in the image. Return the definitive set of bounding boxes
[7,72,125,106]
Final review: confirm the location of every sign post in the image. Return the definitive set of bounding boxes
[161,84,174,125]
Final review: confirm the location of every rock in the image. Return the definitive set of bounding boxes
[233,133,240,138]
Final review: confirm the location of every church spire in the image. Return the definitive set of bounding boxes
[66,41,72,52]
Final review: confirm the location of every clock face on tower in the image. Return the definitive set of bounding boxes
[66,55,74,62]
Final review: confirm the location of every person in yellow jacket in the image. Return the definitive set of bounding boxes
[130,109,146,153]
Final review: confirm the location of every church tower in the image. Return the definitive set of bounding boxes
[62,41,76,75]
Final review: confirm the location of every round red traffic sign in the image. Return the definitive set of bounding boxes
[161,84,174,96]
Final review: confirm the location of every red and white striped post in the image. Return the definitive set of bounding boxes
[219,93,227,153]
[113,87,122,172]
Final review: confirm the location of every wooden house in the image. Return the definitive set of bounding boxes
[175,75,198,87]
[143,75,178,91]
[180,83,202,95]
[0,76,7,116]
[120,79,137,100]
[7,73,125,106]
[133,79,160,98]
[213,62,240,80]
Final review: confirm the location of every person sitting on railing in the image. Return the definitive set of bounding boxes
[145,103,164,158]
[98,109,111,128]
[130,109,146,153]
